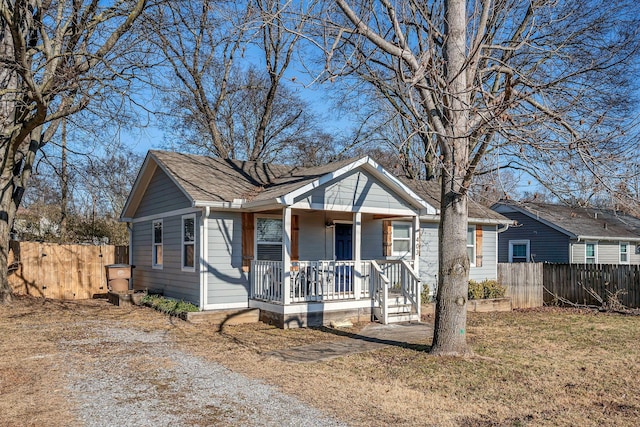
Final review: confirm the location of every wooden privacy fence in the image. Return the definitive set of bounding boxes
[543,263,640,308]
[9,241,129,300]
[497,263,544,309]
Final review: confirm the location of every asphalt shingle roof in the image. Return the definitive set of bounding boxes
[149,150,507,221]
[498,201,640,239]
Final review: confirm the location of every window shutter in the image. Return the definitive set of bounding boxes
[383,220,392,257]
[475,225,483,267]
[291,215,299,262]
[242,213,254,272]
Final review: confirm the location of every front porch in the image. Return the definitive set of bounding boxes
[250,259,422,327]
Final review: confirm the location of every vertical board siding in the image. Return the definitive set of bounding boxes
[497,263,544,309]
[543,263,640,308]
[8,242,126,299]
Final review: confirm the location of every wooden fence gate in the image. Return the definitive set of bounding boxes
[9,241,129,300]
[497,263,544,309]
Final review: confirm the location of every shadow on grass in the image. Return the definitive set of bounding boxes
[314,325,432,353]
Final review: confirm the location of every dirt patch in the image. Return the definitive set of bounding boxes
[2,298,640,426]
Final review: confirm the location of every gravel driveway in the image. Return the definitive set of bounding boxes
[61,320,346,426]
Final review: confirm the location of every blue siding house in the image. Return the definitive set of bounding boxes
[121,151,511,328]
[492,201,640,265]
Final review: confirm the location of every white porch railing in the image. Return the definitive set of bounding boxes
[252,259,419,319]
[371,260,390,324]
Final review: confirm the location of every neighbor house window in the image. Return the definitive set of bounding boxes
[182,214,196,271]
[509,240,530,263]
[256,217,282,261]
[467,226,475,266]
[392,222,411,256]
[620,242,629,264]
[585,242,597,264]
[152,219,163,269]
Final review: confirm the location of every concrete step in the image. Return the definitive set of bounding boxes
[386,312,420,323]
[186,308,260,325]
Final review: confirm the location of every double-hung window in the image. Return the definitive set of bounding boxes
[152,219,163,269]
[392,222,411,256]
[182,214,196,271]
[256,217,283,261]
[509,240,530,263]
[467,226,476,266]
[620,242,629,264]
[585,242,597,264]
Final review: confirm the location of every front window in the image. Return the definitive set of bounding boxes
[392,222,411,256]
[467,226,475,266]
[509,240,530,263]
[182,214,196,271]
[585,242,597,264]
[256,218,282,261]
[152,220,163,269]
[620,242,629,264]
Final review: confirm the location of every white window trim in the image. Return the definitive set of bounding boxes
[585,241,598,264]
[619,242,630,264]
[391,221,412,257]
[255,215,283,262]
[508,239,530,263]
[152,219,163,270]
[467,225,476,267]
[182,214,196,272]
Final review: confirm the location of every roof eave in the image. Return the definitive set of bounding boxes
[576,235,640,243]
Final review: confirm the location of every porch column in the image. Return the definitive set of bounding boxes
[353,211,361,300]
[412,215,420,273]
[283,207,292,305]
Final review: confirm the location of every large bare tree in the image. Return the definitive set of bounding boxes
[0,0,147,302]
[325,0,640,355]
[146,0,330,162]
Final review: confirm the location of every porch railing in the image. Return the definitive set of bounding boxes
[371,260,390,324]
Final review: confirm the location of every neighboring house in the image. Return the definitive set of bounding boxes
[492,201,640,264]
[121,151,511,327]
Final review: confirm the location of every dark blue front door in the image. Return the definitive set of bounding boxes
[334,223,353,292]
[334,223,353,260]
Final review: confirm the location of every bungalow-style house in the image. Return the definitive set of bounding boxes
[121,151,511,327]
[492,201,640,264]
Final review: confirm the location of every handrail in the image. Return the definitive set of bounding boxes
[371,260,390,324]
[401,259,421,319]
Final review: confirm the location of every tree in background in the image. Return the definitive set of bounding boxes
[0,0,147,302]
[144,0,336,164]
[325,0,640,355]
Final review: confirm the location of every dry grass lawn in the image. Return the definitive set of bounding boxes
[1,296,640,426]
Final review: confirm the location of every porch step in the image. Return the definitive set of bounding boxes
[386,312,420,323]
[387,303,414,314]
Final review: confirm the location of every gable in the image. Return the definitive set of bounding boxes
[133,166,192,218]
[291,169,415,214]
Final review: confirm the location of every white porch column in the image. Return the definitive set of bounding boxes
[282,207,292,305]
[412,215,420,273]
[353,211,362,299]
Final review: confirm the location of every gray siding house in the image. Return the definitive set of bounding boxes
[492,201,640,264]
[121,151,511,327]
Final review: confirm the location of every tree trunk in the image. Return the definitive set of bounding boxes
[430,0,471,356]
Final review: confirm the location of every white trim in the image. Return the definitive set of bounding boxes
[152,219,163,270]
[181,214,197,272]
[619,241,630,264]
[420,214,513,226]
[577,235,640,243]
[280,157,435,213]
[282,207,292,305]
[248,299,373,315]
[204,302,249,311]
[391,221,412,257]
[353,212,361,300]
[126,207,201,224]
[585,241,598,264]
[412,215,420,273]
[467,225,476,267]
[199,208,208,310]
[291,200,417,216]
[255,215,284,262]
[508,239,530,263]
